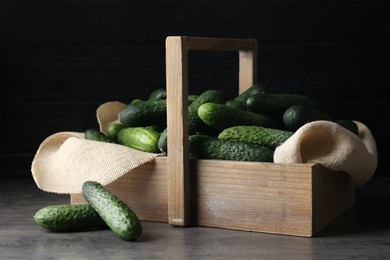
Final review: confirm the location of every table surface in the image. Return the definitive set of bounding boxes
[1,176,390,260]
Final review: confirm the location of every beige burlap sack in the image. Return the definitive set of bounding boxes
[274,120,378,187]
[31,101,161,194]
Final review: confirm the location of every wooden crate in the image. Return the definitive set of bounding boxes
[70,36,356,237]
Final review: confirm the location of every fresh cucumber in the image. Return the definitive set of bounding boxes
[85,128,115,143]
[34,204,107,232]
[189,135,274,162]
[246,93,316,117]
[158,90,225,154]
[198,102,277,130]
[118,126,161,153]
[283,104,332,131]
[82,181,142,241]
[226,84,266,110]
[148,88,166,101]
[157,128,168,154]
[218,126,293,150]
[334,119,359,135]
[119,100,167,129]
[188,89,225,134]
[107,122,126,140]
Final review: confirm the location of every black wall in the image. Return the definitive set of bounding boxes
[1,1,389,178]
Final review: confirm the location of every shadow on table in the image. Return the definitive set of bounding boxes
[316,177,390,237]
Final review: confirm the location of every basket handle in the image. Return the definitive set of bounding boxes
[165,36,257,226]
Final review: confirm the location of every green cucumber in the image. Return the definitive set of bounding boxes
[107,122,126,140]
[188,95,199,105]
[283,104,332,131]
[334,119,359,135]
[148,88,166,101]
[158,90,225,154]
[218,126,293,150]
[118,126,160,153]
[119,100,167,129]
[198,102,277,130]
[189,135,274,162]
[226,84,266,110]
[82,181,142,241]
[246,93,316,117]
[85,128,115,143]
[188,89,225,134]
[158,128,168,154]
[34,204,107,232]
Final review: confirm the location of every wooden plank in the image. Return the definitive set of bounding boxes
[165,36,190,226]
[70,157,356,237]
[312,164,356,234]
[1,3,389,45]
[165,36,257,226]
[192,160,315,237]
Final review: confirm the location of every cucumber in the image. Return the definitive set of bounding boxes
[85,128,115,143]
[225,99,247,110]
[148,88,166,101]
[158,128,168,154]
[119,100,167,129]
[188,89,225,134]
[188,95,199,105]
[246,93,316,117]
[158,90,225,154]
[198,102,277,130]
[189,135,274,162]
[82,181,142,241]
[118,126,161,153]
[283,104,332,131]
[334,119,359,135]
[107,122,126,140]
[34,204,107,232]
[218,126,293,150]
[226,84,266,110]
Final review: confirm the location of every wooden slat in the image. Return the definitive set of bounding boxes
[165,36,190,226]
[70,158,356,237]
[165,36,257,226]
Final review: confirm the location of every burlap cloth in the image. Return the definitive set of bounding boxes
[31,101,378,194]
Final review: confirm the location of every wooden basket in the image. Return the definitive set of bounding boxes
[71,36,356,237]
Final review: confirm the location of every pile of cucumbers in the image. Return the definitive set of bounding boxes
[85,85,358,163]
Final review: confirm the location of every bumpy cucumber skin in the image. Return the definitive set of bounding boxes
[283,104,332,131]
[82,181,142,241]
[198,102,277,130]
[119,100,167,129]
[218,126,293,150]
[85,129,115,143]
[189,135,274,162]
[34,204,107,232]
[107,122,126,140]
[188,90,225,134]
[158,128,168,154]
[226,84,266,110]
[118,126,160,153]
[148,88,166,101]
[246,93,316,116]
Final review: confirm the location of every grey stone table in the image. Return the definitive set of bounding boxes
[1,177,389,260]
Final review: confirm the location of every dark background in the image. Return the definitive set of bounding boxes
[1,0,388,179]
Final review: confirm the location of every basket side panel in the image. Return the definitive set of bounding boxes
[70,157,168,223]
[312,165,356,234]
[192,160,315,237]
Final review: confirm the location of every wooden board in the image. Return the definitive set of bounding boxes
[70,156,356,237]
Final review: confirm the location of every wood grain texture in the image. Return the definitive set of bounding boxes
[1,1,389,178]
[70,157,356,237]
